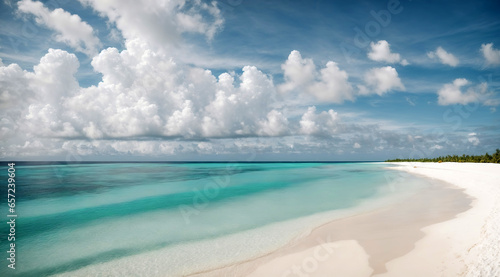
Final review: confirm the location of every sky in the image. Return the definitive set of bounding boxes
[0,0,499,161]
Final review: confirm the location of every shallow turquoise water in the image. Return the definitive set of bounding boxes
[0,162,419,276]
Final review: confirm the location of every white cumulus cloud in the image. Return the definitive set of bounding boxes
[17,0,101,56]
[468,133,480,146]
[78,0,223,53]
[279,50,316,92]
[430,144,443,150]
[299,106,339,136]
[0,39,291,153]
[427,47,459,67]
[361,66,405,95]
[279,50,354,103]
[308,61,354,102]
[257,110,289,137]
[437,78,488,105]
[368,40,408,65]
[480,43,500,66]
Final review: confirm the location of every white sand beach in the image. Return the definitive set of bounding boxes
[194,162,500,277]
[380,162,500,277]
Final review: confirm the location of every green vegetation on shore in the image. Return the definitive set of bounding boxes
[386,149,500,163]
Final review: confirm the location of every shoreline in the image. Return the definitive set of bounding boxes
[190,163,476,277]
[380,162,500,277]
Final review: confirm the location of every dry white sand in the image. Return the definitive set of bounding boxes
[197,162,500,277]
[380,162,500,277]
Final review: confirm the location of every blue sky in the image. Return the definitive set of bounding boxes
[0,0,499,161]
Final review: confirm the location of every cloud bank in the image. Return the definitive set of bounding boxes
[1,0,498,159]
[0,44,430,158]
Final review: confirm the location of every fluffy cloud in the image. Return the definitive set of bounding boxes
[17,0,101,56]
[480,43,500,66]
[427,47,459,67]
[437,78,489,105]
[360,66,405,95]
[0,40,288,149]
[257,110,289,137]
[279,50,354,103]
[279,50,316,92]
[0,48,81,157]
[78,0,223,52]
[468,133,480,146]
[0,47,479,160]
[308,62,354,102]
[4,1,497,159]
[430,144,443,150]
[85,42,282,139]
[368,40,408,65]
[299,106,339,136]
[1,45,396,158]
[2,40,426,158]
[0,63,32,109]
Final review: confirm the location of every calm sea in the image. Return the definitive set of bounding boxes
[0,162,427,276]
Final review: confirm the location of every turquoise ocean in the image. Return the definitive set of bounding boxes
[0,162,429,276]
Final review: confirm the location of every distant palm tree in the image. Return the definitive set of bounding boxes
[386,149,500,164]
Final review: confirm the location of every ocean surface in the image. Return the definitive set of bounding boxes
[0,162,429,276]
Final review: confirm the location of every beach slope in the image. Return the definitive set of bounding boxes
[380,162,500,277]
[216,162,500,277]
